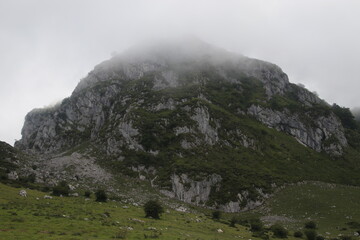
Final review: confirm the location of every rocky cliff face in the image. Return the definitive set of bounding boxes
[15,39,353,212]
[247,104,347,155]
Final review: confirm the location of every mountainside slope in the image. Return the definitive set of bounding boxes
[14,40,360,212]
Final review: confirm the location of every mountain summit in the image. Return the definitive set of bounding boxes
[14,40,360,212]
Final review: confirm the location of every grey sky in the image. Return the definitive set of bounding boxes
[1,0,360,145]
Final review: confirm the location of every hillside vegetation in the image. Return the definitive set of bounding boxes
[1,181,360,239]
[0,182,255,240]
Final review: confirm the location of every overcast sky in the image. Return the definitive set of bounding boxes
[1,0,360,145]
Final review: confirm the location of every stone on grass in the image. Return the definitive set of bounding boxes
[19,190,27,197]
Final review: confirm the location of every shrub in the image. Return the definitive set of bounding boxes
[316,236,325,240]
[41,186,50,192]
[212,210,221,220]
[271,224,288,238]
[294,231,304,238]
[144,200,164,219]
[84,191,91,198]
[305,221,317,229]
[52,181,70,196]
[0,173,8,180]
[305,229,317,240]
[250,219,264,232]
[346,221,360,229]
[230,216,238,227]
[95,189,107,202]
[340,236,352,240]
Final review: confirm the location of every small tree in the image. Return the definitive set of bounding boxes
[144,200,164,219]
[305,221,317,229]
[95,189,107,202]
[229,216,238,227]
[84,191,91,198]
[294,231,303,238]
[304,229,317,240]
[340,236,353,240]
[212,210,221,220]
[250,219,264,232]
[316,235,325,240]
[271,224,288,238]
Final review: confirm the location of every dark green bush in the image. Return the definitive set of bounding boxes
[0,173,8,180]
[316,235,325,240]
[250,219,264,232]
[212,210,221,220]
[346,221,360,229]
[305,221,317,229]
[84,191,91,198]
[271,224,288,238]
[294,231,304,238]
[95,189,107,202]
[229,216,238,227]
[305,229,317,240]
[332,104,357,130]
[144,200,164,219]
[340,236,352,240]
[52,181,70,196]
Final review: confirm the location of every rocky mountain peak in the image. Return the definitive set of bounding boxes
[73,39,290,97]
[13,39,358,212]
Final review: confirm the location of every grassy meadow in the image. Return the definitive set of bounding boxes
[1,181,360,239]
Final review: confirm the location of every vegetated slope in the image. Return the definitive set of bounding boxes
[14,39,360,212]
[2,181,360,240]
[0,182,255,240]
[258,182,360,237]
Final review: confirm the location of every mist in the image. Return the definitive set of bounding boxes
[352,107,360,122]
[1,0,360,145]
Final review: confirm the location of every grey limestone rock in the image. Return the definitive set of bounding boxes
[247,104,347,154]
[160,173,222,205]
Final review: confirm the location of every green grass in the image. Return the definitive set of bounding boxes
[0,182,257,240]
[3,181,360,239]
[258,182,360,237]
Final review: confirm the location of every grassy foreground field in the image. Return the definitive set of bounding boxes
[2,181,360,240]
[0,182,254,240]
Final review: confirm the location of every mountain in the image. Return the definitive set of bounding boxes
[13,39,360,212]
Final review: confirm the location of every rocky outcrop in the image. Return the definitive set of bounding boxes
[160,173,222,205]
[31,152,112,186]
[247,104,347,155]
[220,188,270,212]
[160,173,270,212]
[191,107,219,145]
[240,59,290,97]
